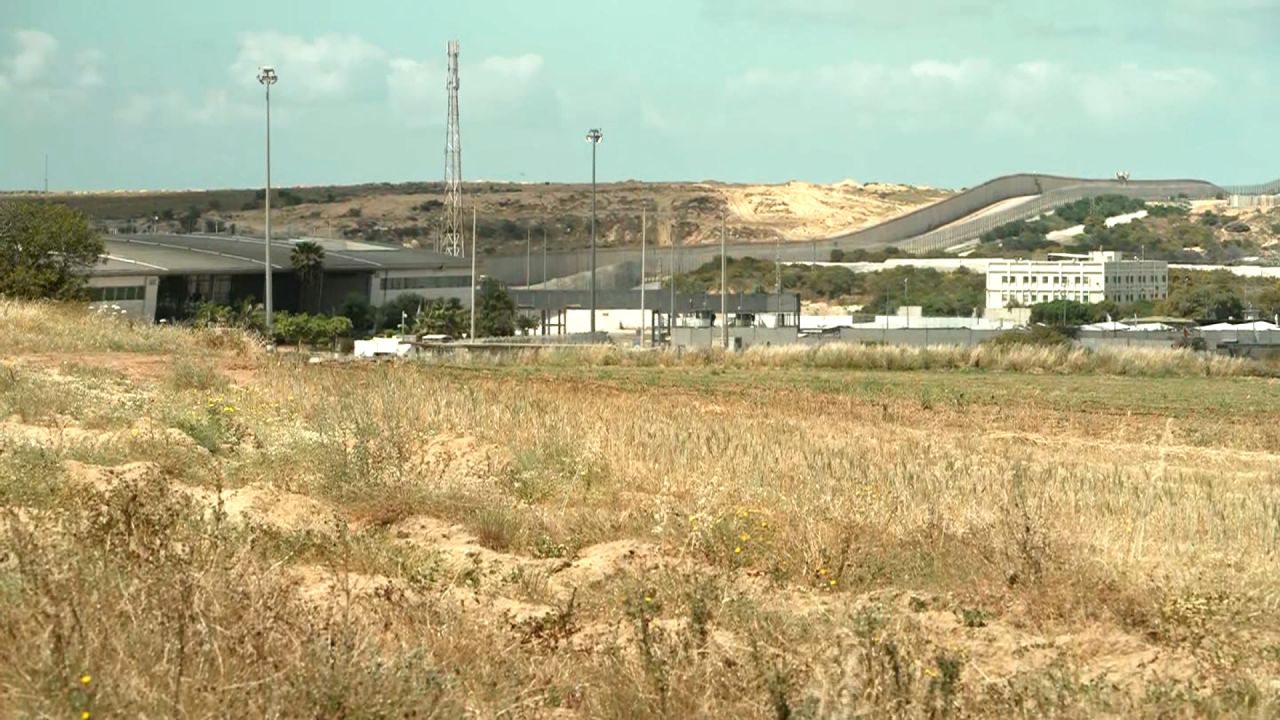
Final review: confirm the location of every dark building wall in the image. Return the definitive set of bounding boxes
[318,271,373,315]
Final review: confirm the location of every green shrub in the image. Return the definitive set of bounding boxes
[985,325,1074,348]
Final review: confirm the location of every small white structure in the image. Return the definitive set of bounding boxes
[1080,320,1132,332]
[843,306,1022,331]
[354,337,413,358]
[986,251,1168,310]
[1202,320,1280,332]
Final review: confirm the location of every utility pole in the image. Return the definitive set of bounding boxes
[670,222,677,342]
[903,278,910,329]
[775,234,781,294]
[640,206,647,347]
[721,215,728,350]
[585,128,603,333]
[469,207,477,339]
[257,66,278,334]
[525,227,531,286]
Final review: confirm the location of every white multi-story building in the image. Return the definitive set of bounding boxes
[986,251,1168,310]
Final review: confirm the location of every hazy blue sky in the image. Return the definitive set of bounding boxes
[2,0,1277,191]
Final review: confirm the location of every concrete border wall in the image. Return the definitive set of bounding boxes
[672,326,799,350]
[479,174,1225,286]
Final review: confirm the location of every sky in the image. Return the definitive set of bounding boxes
[1,0,1277,191]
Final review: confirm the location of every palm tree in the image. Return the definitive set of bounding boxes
[290,240,326,313]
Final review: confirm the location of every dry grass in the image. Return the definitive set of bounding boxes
[423,341,1275,378]
[0,299,262,356]
[1,303,1278,717]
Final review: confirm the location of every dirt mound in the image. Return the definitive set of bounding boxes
[2,417,209,456]
[2,418,116,449]
[129,417,211,454]
[215,484,342,536]
[64,459,163,491]
[406,433,512,491]
[62,459,338,536]
[569,616,745,658]
[549,539,666,592]
[290,565,413,607]
[810,591,1200,692]
[389,514,561,588]
[440,587,559,627]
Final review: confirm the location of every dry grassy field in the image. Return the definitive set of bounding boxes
[2,302,1279,718]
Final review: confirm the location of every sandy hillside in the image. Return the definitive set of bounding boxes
[220,180,949,252]
[51,179,950,253]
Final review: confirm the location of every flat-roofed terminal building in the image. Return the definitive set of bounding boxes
[88,234,471,322]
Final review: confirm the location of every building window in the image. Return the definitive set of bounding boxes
[380,275,472,291]
[89,285,146,302]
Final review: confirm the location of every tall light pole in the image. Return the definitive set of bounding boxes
[585,128,603,334]
[721,214,728,350]
[470,207,478,340]
[639,206,647,347]
[670,222,677,341]
[257,65,278,333]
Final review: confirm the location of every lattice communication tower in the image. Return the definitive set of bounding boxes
[442,40,463,257]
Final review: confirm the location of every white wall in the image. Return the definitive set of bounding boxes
[549,308,653,334]
[87,275,158,322]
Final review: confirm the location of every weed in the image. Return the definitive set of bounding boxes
[166,357,229,392]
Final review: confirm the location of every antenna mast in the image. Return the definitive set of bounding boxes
[442,40,463,257]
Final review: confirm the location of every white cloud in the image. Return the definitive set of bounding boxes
[909,59,988,86]
[385,51,546,126]
[75,49,104,87]
[0,30,104,111]
[7,30,57,83]
[729,58,1217,132]
[1073,65,1216,120]
[702,0,1010,26]
[477,53,543,81]
[116,88,254,127]
[230,32,388,101]
[386,57,441,123]
[220,33,545,127]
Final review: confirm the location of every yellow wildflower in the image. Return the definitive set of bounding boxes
[80,674,91,685]
[734,546,742,554]
[739,532,750,542]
